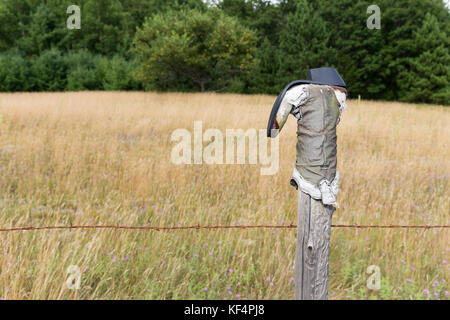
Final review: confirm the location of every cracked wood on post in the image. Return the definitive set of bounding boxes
[295,191,335,300]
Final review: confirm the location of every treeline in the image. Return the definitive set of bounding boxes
[0,0,448,104]
[0,49,140,91]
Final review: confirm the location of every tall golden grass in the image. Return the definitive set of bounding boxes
[0,92,448,300]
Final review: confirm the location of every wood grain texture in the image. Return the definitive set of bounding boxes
[295,191,334,300]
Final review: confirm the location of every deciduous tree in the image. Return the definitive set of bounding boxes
[133,8,257,91]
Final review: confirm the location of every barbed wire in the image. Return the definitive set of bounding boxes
[0,224,448,233]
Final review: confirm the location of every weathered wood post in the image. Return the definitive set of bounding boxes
[266,67,347,300]
[294,191,334,300]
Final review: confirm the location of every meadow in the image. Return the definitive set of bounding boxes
[0,92,448,300]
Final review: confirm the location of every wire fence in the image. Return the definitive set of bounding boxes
[0,223,449,233]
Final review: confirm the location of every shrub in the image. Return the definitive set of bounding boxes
[31,48,68,91]
[0,49,32,92]
[98,55,141,91]
[65,50,104,91]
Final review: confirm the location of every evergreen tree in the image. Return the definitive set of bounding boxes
[79,0,129,56]
[316,0,449,101]
[376,0,449,100]
[397,13,450,104]
[15,3,61,55]
[316,0,386,99]
[0,0,42,51]
[0,48,32,91]
[277,0,336,87]
[30,48,68,91]
[248,37,280,94]
[121,0,206,38]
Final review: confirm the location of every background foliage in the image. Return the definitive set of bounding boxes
[0,0,448,104]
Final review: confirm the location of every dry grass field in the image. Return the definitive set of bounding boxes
[0,92,448,300]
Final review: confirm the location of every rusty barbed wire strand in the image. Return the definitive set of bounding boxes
[0,224,448,233]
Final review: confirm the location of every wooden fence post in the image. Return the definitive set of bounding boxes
[294,191,335,300]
